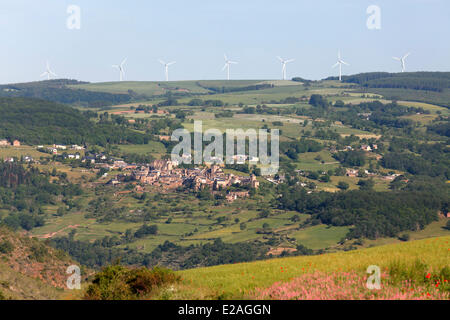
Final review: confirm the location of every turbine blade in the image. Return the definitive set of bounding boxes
[332,62,339,68]
[403,53,411,59]
[222,64,228,71]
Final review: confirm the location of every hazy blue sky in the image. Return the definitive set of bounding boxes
[1,0,449,84]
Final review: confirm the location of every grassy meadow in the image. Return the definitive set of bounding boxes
[175,236,450,299]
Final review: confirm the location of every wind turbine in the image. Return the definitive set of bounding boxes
[222,54,238,80]
[332,51,349,81]
[277,57,294,80]
[393,53,410,72]
[112,58,127,81]
[40,61,57,80]
[159,60,176,81]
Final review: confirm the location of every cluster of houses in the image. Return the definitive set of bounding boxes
[0,139,20,147]
[360,144,378,152]
[39,144,85,156]
[107,159,260,202]
[331,144,378,153]
[2,155,34,163]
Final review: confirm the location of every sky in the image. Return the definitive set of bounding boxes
[1,0,449,84]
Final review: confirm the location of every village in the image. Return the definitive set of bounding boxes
[0,139,404,192]
[108,159,260,202]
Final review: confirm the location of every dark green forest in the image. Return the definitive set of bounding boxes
[0,79,132,107]
[332,72,450,93]
[0,163,82,231]
[276,177,448,239]
[0,97,150,145]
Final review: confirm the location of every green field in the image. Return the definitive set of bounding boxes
[69,81,210,96]
[175,236,450,299]
[289,225,350,250]
[116,142,166,156]
[69,80,303,99]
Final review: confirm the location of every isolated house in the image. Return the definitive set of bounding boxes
[361,145,372,152]
[12,140,20,147]
[0,139,9,146]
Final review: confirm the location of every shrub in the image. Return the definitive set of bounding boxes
[0,240,14,254]
[445,220,450,230]
[398,233,410,242]
[28,242,49,262]
[84,265,180,300]
[127,267,180,296]
[337,181,349,190]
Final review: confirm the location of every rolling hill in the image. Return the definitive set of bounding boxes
[0,79,132,107]
[175,236,450,299]
[68,80,302,96]
[76,236,450,300]
[327,72,450,108]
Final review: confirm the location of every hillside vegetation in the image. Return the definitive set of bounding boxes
[0,79,132,107]
[0,227,77,299]
[79,236,450,300]
[329,72,450,107]
[175,236,450,299]
[0,97,150,145]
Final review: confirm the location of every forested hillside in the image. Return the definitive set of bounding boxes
[333,72,450,92]
[0,97,150,145]
[0,80,132,107]
[325,72,450,107]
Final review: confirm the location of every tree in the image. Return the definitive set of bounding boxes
[398,233,410,241]
[259,209,270,219]
[445,220,450,231]
[309,94,329,109]
[337,181,350,190]
[358,179,375,190]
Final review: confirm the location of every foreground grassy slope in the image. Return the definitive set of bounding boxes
[176,236,450,299]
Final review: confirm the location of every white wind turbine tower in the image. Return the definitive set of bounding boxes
[223,54,238,80]
[40,61,57,80]
[112,58,127,81]
[159,60,176,81]
[332,51,349,81]
[393,53,410,72]
[277,57,294,80]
